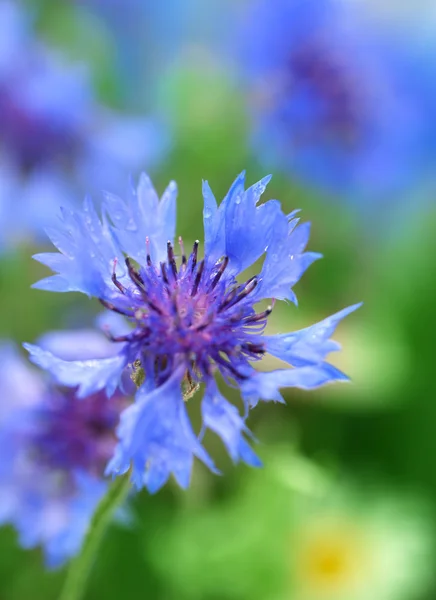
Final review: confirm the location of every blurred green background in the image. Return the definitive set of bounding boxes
[1,1,436,599]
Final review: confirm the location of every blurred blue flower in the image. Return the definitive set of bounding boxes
[0,332,130,567]
[238,0,434,202]
[0,0,167,250]
[25,171,361,493]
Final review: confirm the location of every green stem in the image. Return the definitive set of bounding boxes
[59,473,131,600]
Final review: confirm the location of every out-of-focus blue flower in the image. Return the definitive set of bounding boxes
[0,0,167,251]
[238,0,434,202]
[0,332,130,567]
[25,171,361,493]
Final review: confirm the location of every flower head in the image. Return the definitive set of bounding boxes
[238,0,433,201]
[0,333,130,567]
[26,171,360,492]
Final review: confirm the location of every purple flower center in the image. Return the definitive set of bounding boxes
[284,40,365,147]
[32,388,127,478]
[101,238,269,386]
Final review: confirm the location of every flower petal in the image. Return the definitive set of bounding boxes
[106,173,177,265]
[23,343,129,398]
[254,212,322,303]
[37,328,121,361]
[202,381,261,467]
[241,363,349,408]
[203,173,281,275]
[107,368,217,492]
[264,303,362,366]
[33,197,123,297]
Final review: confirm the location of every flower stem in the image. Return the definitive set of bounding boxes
[59,472,131,600]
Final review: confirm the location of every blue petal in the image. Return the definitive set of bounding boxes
[202,381,261,468]
[203,173,281,275]
[202,180,219,257]
[106,173,177,265]
[37,328,121,361]
[264,303,362,366]
[107,368,217,492]
[253,212,322,302]
[23,343,129,398]
[33,197,123,297]
[0,342,45,416]
[241,363,349,408]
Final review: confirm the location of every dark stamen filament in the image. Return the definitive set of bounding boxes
[167,241,178,279]
[244,305,273,323]
[99,298,134,317]
[160,262,169,285]
[213,353,248,381]
[191,260,204,297]
[125,257,145,288]
[219,287,238,311]
[191,241,199,271]
[144,237,152,267]
[125,257,163,314]
[209,256,229,290]
[221,276,258,311]
[111,259,126,294]
[242,342,265,354]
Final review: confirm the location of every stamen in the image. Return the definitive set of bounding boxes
[167,241,178,279]
[209,256,229,290]
[244,305,273,323]
[160,262,169,285]
[242,342,265,355]
[219,286,238,311]
[178,236,187,266]
[111,259,126,294]
[213,354,249,381]
[191,240,199,271]
[99,298,134,317]
[125,258,163,314]
[145,237,152,266]
[125,257,145,289]
[222,276,258,311]
[191,260,204,297]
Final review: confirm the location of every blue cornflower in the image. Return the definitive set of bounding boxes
[0,332,130,567]
[0,0,166,249]
[237,0,434,201]
[25,171,361,493]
